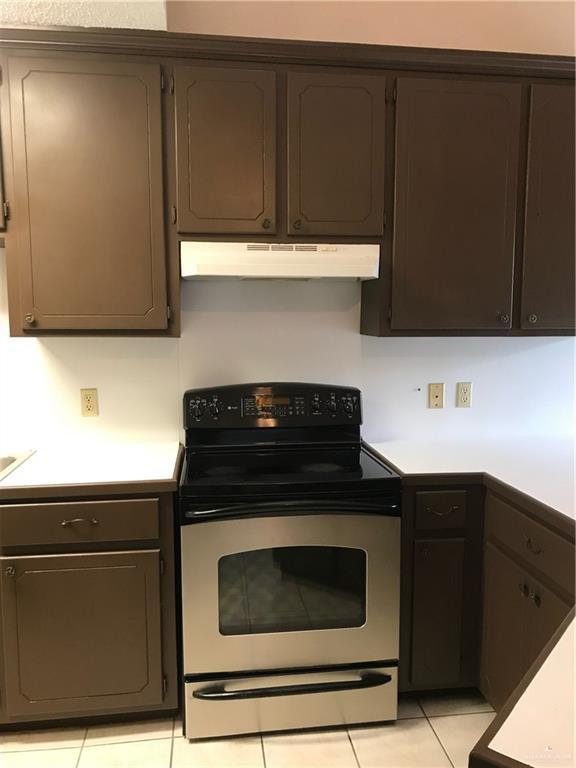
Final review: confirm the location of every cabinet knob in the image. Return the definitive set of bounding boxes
[498,312,510,325]
[4,566,15,577]
[524,536,543,555]
[24,313,36,326]
[528,591,541,607]
[528,314,538,325]
[518,582,528,597]
[293,219,303,231]
[262,218,272,230]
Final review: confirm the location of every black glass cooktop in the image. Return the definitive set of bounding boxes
[180,444,400,498]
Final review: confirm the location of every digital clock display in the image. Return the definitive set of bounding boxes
[255,395,290,408]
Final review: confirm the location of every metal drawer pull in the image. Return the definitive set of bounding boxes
[528,591,541,607]
[524,536,543,555]
[61,517,100,528]
[192,671,392,701]
[425,504,460,517]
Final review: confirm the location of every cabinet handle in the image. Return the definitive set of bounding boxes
[425,504,460,517]
[24,313,36,326]
[524,536,543,555]
[498,312,510,324]
[518,582,528,597]
[61,517,100,528]
[528,591,541,607]
[293,219,303,230]
[4,566,15,577]
[528,314,538,324]
[262,218,272,230]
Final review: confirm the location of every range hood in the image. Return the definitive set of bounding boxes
[180,242,380,280]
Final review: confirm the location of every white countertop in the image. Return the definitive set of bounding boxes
[488,618,574,767]
[0,441,181,489]
[370,438,575,519]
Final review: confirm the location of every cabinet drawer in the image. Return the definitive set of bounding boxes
[486,493,574,596]
[416,491,467,530]
[0,499,159,547]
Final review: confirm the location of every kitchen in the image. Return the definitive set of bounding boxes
[0,2,574,767]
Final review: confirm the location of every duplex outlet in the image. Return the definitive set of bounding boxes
[456,381,473,408]
[80,388,99,417]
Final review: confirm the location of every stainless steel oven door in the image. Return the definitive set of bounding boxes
[181,512,400,674]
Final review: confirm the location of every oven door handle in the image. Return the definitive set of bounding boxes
[191,500,399,518]
[192,671,392,701]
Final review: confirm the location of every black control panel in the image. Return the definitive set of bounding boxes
[184,383,361,428]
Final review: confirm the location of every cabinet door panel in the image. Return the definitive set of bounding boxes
[175,66,276,234]
[525,575,571,668]
[411,539,465,686]
[392,78,521,330]
[480,543,528,710]
[288,71,386,236]
[521,85,575,330]
[8,56,167,331]
[0,550,163,716]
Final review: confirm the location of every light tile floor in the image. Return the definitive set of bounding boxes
[0,692,495,768]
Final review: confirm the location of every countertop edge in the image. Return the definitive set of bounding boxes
[469,608,575,768]
[0,445,184,502]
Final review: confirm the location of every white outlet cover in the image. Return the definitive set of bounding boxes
[456,381,472,408]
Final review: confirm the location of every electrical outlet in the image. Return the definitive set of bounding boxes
[80,388,99,417]
[428,383,444,409]
[456,381,473,408]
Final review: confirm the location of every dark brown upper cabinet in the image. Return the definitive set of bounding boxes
[7,56,168,332]
[287,71,386,237]
[0,550,163,717]
[521,85,575,331]
[175,66,276,235]
[390,78,522,331]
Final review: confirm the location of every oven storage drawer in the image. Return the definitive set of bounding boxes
[184,666,398,739]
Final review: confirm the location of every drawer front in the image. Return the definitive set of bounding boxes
[486,493,574,596]
[0,499,159,547]
[185,666,397,739]
[416,491,467,530]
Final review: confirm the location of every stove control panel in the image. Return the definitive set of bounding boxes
[184,383,361,428]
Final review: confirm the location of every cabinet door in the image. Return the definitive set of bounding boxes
[287,71,386,236]
[175,66,276,234]
[524,575,571,668]
[521,85,575,330]
[0,550,163,717]
[480,543,528,710]
[8,56,167,331]
[391,78,521,330]
[411,539,465,686]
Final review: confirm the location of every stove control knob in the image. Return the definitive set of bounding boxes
[327,398,337,413]
[343,400,354,416]
[208,401,221,418]
[190,402,202,420]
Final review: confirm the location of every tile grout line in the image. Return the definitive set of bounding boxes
[346,728,362,768]
[425,713,456,768]
[74,726,88,768]
[260,733,268,768]
[168,716,175,768]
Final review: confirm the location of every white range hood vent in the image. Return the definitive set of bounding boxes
[180,241,380,280]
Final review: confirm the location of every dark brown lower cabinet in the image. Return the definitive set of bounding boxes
[0,550,163,717]
[480,492,574,711]
[411,539,465,686]
[400,486,483,692]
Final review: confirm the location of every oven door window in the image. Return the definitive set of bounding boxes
[218,546,366,635]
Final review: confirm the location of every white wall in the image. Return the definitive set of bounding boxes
[0,1,167,29]
[1,248,573,451]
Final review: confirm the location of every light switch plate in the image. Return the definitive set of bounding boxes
[456,381,472,407]
[80,388,99,417]
[428,383,444,409]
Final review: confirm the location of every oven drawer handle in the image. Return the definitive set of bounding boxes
[194,501,399,516]
[192,671,392,701]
